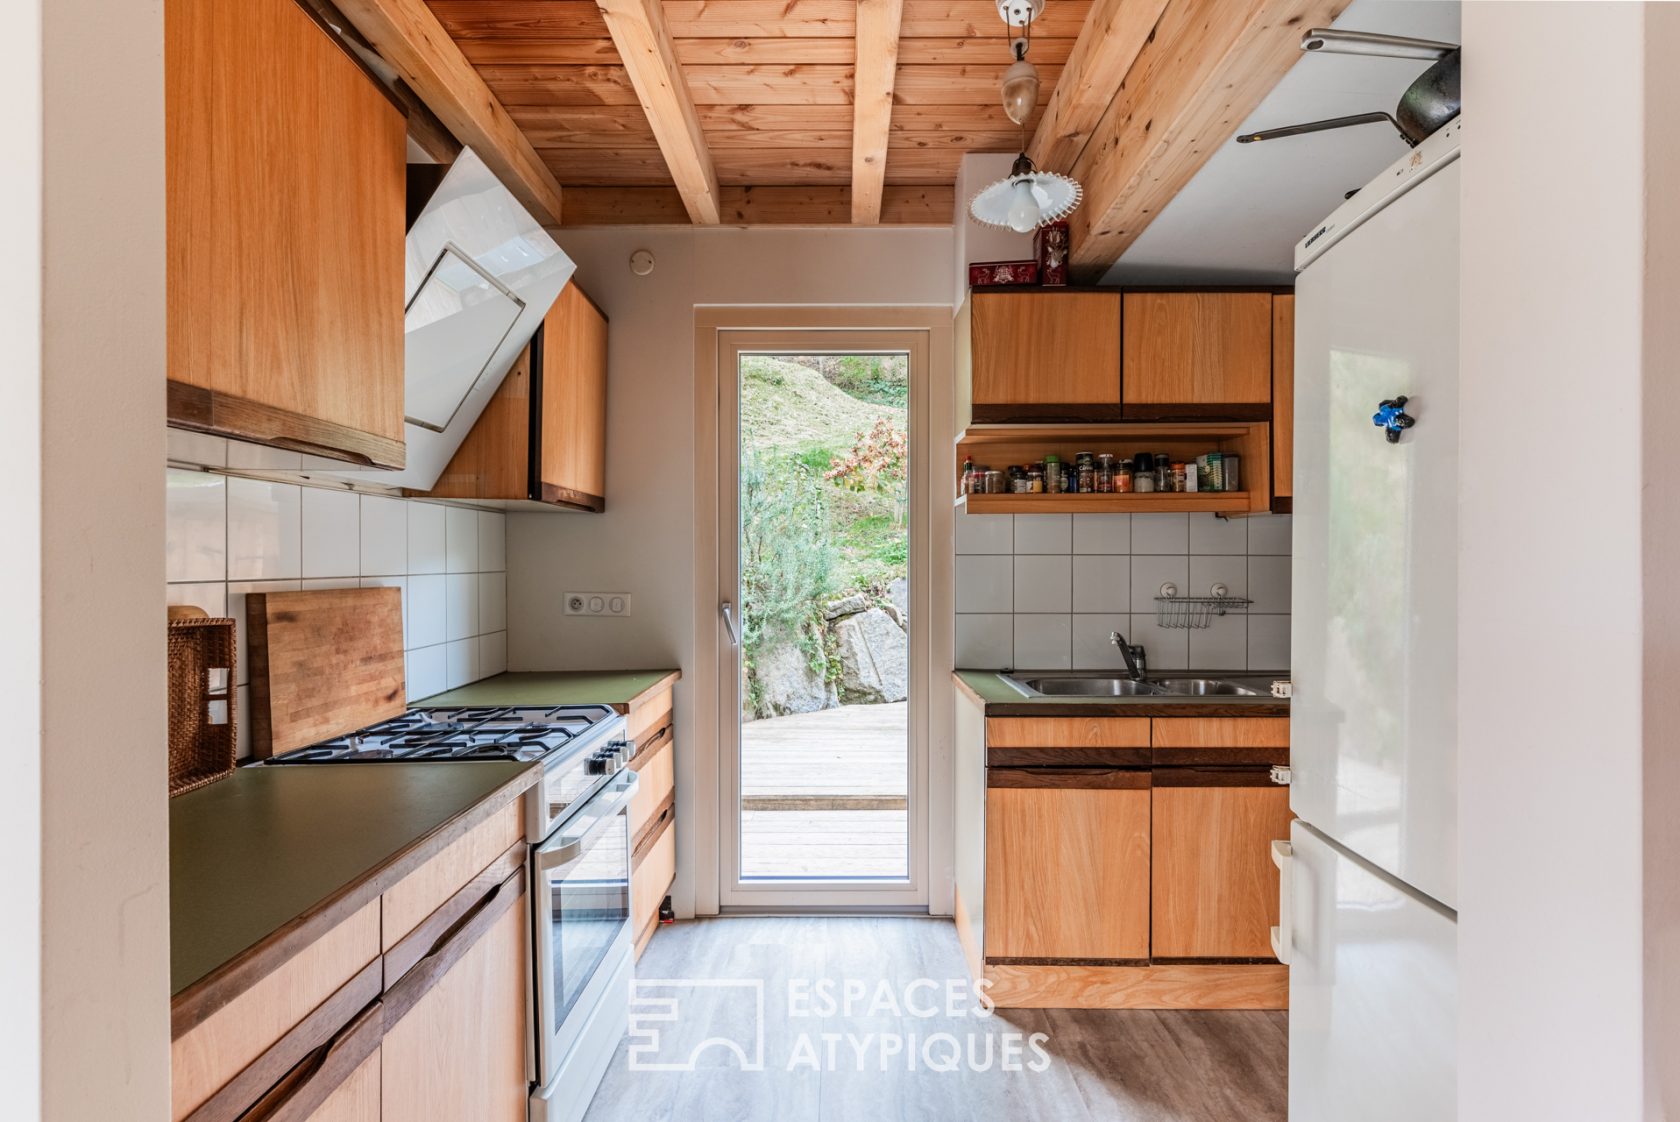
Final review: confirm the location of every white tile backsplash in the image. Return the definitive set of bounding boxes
[167,468,508,747]
[958,511,1292,671]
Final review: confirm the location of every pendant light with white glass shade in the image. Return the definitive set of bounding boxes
[968,0,1082,234]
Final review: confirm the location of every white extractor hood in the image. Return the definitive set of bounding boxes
[325,147,575,491]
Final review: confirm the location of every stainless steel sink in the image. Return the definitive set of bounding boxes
[1151,678,1264,697]
[1014,676,1162,696]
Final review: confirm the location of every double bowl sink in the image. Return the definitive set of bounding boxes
[1005,673,1267,698]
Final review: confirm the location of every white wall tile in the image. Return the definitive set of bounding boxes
[301,488,359,578]
[1126,611,1188,672]
[227,477,302,580]
[955,555,1013,613]
[445,573,480,641]
[1014,614,1071,670]
[955,614,1013,668]
[406,645,447,701]
[227,443,302,471]
[445,637,480,689]
[1248,614,1292,671]
[301,578,359,591]
[1248,555,1293,613]
[360,576,408,637]
[480,572,508,634]
[407,574,446,649]
[359,495,408,576]
[167,582,227,618]
[478,511,506,573]
[227,579,302,687]
[1013,513,1072,554]
[166,470,226,582]
[1072,514,1130,554]
[235,684,251,760]
[1013,555,1072,613]
[1131,512,1189,555]
[956,514,1014,555]
[1188,554,1249,600]
[167,428,227,468]
[1187,612,1249,670]
[445,506,479,573]
[1072,555,1130,613]
[480,631,508,677]
[1247,513,1292,555]
[1072,614,1132,670]
[408,502,446,575]
[1131,555,1189,614]
[1188,513,1247,555]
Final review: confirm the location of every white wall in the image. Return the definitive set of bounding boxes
[952,153,1033,306]
[508,225,954,916]
[164,465,510,745]
[1459,3,1677,1117]
[955,512,1292,672]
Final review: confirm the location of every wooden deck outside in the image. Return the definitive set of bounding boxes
[740,702,907,879]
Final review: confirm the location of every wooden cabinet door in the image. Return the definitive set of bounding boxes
[382,880,529,1122]
[1121,292,1273,414]
[304,1046,381,1122]
[537,285,609,510]
[1151,779,1293,958]
[1272,294,1295,502]
[166,0,407,467]
[984,773,1150,960]
[971,292,1122,417]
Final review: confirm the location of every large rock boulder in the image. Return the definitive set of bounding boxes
[885,578,909,628]
[823,593,869,620]
[834,607,908,704]
[753,635,832,717]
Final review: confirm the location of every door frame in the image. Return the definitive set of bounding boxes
[691,307,955,913]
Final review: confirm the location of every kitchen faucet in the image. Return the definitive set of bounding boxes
[1110,631,1148,680]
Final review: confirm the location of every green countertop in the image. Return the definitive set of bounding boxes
[954,670,1291,717]
[417,669,680,710]
[170,761,536,1000]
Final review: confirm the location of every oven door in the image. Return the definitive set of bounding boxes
[531,769,638,1087]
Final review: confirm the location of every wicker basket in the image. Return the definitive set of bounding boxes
[168,617,237,796]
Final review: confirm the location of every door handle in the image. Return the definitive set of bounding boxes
[721,601,741,647]
[1270,839,1294,964]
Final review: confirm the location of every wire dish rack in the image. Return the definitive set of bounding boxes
[1154,583,1253,630]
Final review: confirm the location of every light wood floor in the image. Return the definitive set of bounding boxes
[583,917,1287,1122]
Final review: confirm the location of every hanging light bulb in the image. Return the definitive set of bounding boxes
[1001,41,1039,125]
[1006,178,1041,233]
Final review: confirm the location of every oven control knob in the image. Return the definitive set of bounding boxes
[586,753,610,774]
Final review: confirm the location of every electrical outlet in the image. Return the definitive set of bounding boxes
[564,592,632,617]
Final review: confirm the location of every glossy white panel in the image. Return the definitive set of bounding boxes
[406,574,446,649]
[1187,611,1248,670]
[1071,513,1130,554]
[480,572,508,634]
[1013,614,1070,670]
[955,513,1014,555]
[359,496,409,576]
[1122,611,1187,672]
[1291,159,1459,906]
[445,505,478,573]
[166,428,227,469]
[1248,615,1291,673]
[407,502,446,575]
[954,614,1012,669]
[955,555,1012,613]
[1071,614,1131,670]
[1130,512,1189,555]
[1189,554,1248,601]
[1012,513,1070,554]
[301,488,359,578]
[406,644,447,702]
[1247,513,1293,556]
[226,478,301,581]
[1247,555,1292,613]
[445,573,480,641]
[1129,555,1187,618]
[1188,512,1246,555]
[1071,555,1129,613]
[1288,823,1455,1122]
[445,637,479,689]
[166,470,226,583]
[479,511,507,573]
[301,578,358,591]
[1012,555,1071,614]
[480,631,509,677]
[167,582,226,619]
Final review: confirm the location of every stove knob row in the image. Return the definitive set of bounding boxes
[586,742,632,774]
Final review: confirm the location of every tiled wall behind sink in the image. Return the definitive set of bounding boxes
[955,512,1292,673]
[166,469,508,757]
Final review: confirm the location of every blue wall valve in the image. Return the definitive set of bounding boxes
[1373,396,1416,443]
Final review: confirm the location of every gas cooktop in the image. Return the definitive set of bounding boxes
[264,704,620,765]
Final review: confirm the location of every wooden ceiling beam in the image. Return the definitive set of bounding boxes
[561,185,953,226]
[594,0,722,223]
[330,0,565,224]
[851,0,905,223]
[1066,0,1348,274]
[1026,0,1169,173]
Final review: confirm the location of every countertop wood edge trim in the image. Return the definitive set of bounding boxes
[380,837,528,989]
[974,700,1291,718]
[170,765,539,1038]
[953,674,990,708]
[620,670,682,712]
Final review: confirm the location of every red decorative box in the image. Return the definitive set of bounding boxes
[1036,221,1070,286]
[969,260,1041,287]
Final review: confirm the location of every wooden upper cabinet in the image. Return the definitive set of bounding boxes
[1122,293,1274,417]
[165,0,407,468]
[1150,780,1293,959]
[970,292,1122,419]
[1272,294,1295,503]
[418,284,609,511]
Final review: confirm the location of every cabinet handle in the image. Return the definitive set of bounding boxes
[240,1001,383,1122]
[1270,839,1294,965]
[384,867,525,1028]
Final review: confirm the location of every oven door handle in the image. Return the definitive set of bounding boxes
[537,770,639,870]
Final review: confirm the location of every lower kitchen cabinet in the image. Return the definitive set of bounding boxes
[1151,778,1294,959]
[627,683,677,957]
[303,1047,382,1122]
[984,772,1151,961]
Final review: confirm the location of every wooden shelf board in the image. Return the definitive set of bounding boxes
[957,493,1251,515]
[954,421,1261,449]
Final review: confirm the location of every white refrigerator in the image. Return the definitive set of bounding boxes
[1283,117,1461,1122]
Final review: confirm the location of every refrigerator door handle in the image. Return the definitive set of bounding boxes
[1270,839,1294,964]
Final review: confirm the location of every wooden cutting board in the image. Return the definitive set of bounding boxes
[247,587,406,759]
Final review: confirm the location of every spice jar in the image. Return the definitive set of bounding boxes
[1134,452,1156,493]
[1172,462,1187,492]
[984,469,1005,494]
[1028,468,1045,493]
[1044,454,1063,494]
[1115,459,1134,493]
[1154,454,1173,494]
[1075,451,1095,494]
[1095,453,1116,493]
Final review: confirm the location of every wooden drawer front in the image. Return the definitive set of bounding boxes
[304,1046,381,1122]
[984,785,1150,961]
[171,900,380,1121]
[1152,784,1293,959]
[381,800,523,952]
[986,717,1150,749]
[1151,718,1289,749]
[632,814,676,933]
[627,689,673,743]
[630,733,675,843]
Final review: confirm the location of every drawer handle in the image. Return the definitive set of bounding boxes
[385,867,525,1026]
[241,1001,382,1122]
[1270,839,1294,965]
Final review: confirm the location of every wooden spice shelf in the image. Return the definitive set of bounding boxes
[956,492,1254,515]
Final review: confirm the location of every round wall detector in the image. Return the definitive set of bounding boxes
[629,249,655,276]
